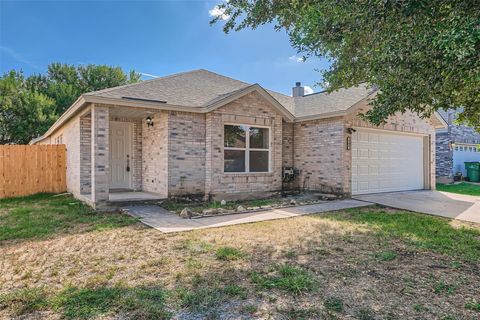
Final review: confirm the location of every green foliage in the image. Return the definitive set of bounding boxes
[436,182,480,196]
[325,208,480,261]
[213,1,480,130]
[215,246,246,261]
[0,193,137,242]
[251,264,316,295]
[465,301,480,311]
[0,64,140,144]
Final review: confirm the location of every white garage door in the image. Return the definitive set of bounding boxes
[352,129,425,195]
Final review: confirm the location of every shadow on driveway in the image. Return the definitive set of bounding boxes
[354,190,480,224]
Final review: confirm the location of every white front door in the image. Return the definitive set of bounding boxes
[352,129,425,195]
[109,121,133,189]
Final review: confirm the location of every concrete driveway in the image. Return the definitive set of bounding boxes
[354,190,480,224]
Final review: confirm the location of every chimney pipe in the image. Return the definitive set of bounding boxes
[292,82,304,97]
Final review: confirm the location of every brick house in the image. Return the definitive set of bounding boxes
[31,69,446,209]
[435,109,480,183]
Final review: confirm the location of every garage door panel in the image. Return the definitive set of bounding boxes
[352,129,424,195]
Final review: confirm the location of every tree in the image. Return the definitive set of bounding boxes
[0,64,141,144]
[0,71,56,144]
[212,0,480,130]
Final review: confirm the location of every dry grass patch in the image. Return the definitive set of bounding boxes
[1,196,479,319]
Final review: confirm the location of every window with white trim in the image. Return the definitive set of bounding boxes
[224,124,270,173]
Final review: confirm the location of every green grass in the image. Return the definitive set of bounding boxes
[436,182,480,196]
[251,264,316,295]
[177,283,246,312]
[215,246,246,261]
[0,193,137,242]
[324,296,344,312]
[1,286,171,319]
[373,251,397,261]
[324,208,480,262]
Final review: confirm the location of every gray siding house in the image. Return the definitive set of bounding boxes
[436,109,480,183]
[31,69,446,209]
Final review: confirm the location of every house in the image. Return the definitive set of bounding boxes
[31,69,447,209]
[436,109,480,183]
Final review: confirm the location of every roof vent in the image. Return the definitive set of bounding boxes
[292,82,304,97]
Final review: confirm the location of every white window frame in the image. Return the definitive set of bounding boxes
[223,123,272,174]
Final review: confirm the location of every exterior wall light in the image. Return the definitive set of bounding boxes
[146,116,154,127]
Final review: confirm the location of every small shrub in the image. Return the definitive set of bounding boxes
[215,246,245,261]
[324,296,344,312]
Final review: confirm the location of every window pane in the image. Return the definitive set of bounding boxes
[224,125,246,148]
[249,127,269,149]
[224,150,245,172]
[249,151,269,172]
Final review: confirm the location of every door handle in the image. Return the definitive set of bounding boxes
[126,154,130,172]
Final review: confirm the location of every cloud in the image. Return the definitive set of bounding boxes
[140,72,159,78]
[0,45,41,69]
[288,55,304,63]
[209,5,230,20]
[304,86,314,95]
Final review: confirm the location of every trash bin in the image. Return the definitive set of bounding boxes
[464,162,480,182]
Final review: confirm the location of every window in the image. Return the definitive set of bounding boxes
[224,124,270,173]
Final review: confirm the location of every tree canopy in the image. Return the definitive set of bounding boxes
[212,0,480,130]
[0,64,140,144]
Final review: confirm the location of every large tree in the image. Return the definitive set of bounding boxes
[0,64,141,144]
[212,0,480,130]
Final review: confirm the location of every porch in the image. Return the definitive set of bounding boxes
[78,104,167,209]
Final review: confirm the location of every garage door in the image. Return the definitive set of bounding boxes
[352,129,425,195]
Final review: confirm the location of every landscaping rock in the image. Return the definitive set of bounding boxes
[260,205,272,209]
[179,208,194,219]
[220,200,227,206]
[236,205,246,212]
[317,193,338,201]
[290,199,297,205]
[202,208,219,215]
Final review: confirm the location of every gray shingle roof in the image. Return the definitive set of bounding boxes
[85,69,373,117]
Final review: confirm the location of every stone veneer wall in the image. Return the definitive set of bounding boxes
[344,99,436,193]
[292,117,346,194]
[167,111,206,196]
[435,109,480,182]
[142,111,168,197]
[205,92,283,200]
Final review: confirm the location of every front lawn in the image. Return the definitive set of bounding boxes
[1,195,479,319]
[436,182,480,196]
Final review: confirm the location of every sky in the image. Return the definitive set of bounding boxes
[0,0,330,95]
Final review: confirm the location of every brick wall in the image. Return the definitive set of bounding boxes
[80,113,92,195]
[142,111,168,196]
[205,92,284,200]
[292,117,346,194]
[167,111,206,196]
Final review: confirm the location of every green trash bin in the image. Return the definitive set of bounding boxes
[464,162,480,182]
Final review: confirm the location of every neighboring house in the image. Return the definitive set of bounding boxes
[31,69,446,209]
[436,109,480,183]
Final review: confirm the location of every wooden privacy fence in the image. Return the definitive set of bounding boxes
[0,145,67,199]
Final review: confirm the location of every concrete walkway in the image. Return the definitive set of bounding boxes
[354,190,480,224]
[122,199,372,233]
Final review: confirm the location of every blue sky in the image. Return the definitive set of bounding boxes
[0,0,330,95]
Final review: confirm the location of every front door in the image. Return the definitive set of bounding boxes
[109,121,132,189]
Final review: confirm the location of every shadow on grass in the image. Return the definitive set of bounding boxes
[0,193,137,243]
[320,207,480,262]
[0,285,171,320]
